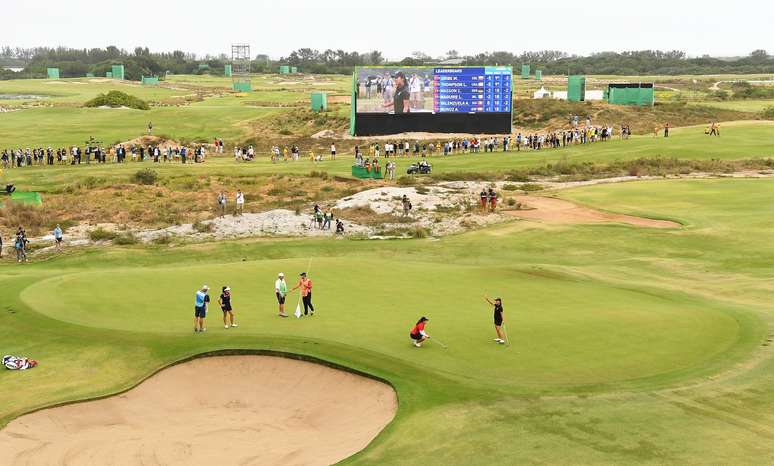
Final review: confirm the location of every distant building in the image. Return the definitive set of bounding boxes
[437,58,465,66]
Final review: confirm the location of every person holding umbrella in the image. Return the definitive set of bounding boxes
[275,272,288,317]
[291,272,314,317]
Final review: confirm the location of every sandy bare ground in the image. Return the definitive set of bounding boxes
[507,196,680,228]
[0,356,397,466]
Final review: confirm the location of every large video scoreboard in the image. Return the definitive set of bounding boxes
[433,67,512,113]
[352,66,513,136]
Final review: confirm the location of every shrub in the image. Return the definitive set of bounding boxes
[309,170,329,179]
[152,234,171,245]
[411,227,430,239]
[502,184,519,191]
[131,168,158,185]
[396,176,415,186]
[763,106,774,119]
[113,232,138,245]
[415,186,430,195]
[193,220,214,233]
[518,183,544,192]
[506,198,516,206]
[84,90,150,110]
[89,228,117,241]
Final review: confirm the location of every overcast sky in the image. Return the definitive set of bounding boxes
[2,0,772,59]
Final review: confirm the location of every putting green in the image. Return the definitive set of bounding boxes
[22,257,745,388]
[3,177,774,464]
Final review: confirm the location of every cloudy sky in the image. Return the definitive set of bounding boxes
[2,0,772,59]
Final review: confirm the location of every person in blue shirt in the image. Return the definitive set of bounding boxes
[194,285,210,333]
[53,224,63,252]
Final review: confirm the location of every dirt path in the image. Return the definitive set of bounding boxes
[506,196,680,229]
[0,356,397,466]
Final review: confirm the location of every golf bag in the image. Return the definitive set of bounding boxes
[3,355,38,370]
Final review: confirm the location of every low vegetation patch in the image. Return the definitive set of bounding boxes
[113,232,138,245]
[335,206,412,226]
[131,169,159,185]
[84,91,150,110]
[89,228,117,241]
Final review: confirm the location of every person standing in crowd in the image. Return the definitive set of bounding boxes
[218,286,237,329]
[409,73,422,110]
[53,224,63,252]
[275,272,288,317]
[217,192,227,218]
[409,316,431,348]
[484,296,506,344]
[292,272,315,317]
[235,189,245,216]
[194,285,210,333]
[480,189,488,211]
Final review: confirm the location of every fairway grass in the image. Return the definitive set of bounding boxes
[3,177,774,464]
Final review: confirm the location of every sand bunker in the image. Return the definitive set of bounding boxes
[507,196,680,229]
[0,355,397,466]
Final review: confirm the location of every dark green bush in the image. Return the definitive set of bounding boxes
[84,90,150,110]
[131,169,158,185]
[89,228,117,241]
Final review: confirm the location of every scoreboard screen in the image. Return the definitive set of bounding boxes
[433,67,511,113]
[353,66,513,135]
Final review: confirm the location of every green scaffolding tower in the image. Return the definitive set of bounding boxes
[111,64,125,80]
[568,75,586,102]
[230,43,252,92]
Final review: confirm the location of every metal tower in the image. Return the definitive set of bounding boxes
[231,44,251,92]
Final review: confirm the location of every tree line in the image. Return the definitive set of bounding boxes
[1,46,772,80]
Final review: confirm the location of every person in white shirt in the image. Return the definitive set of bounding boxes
[235,189,245,216]
[330,143,336,160]
[275,272,288,317]
[409,73,422,110]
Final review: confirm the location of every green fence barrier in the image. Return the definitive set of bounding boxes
[233,82,252,92]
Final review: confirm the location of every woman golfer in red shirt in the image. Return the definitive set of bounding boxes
[409,316,431,347]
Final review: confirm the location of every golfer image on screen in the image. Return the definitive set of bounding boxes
[384,71,410,114]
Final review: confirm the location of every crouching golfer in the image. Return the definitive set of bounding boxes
[275,272,288,317]
[484,296,505,344]
[219,286,237,329]
[194,285,210,332]
[410,316,430,347]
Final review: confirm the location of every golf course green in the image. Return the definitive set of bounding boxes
[2,175,774,463]
[2,72,774,464]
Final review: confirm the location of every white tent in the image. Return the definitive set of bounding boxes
[533,87,552,99]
